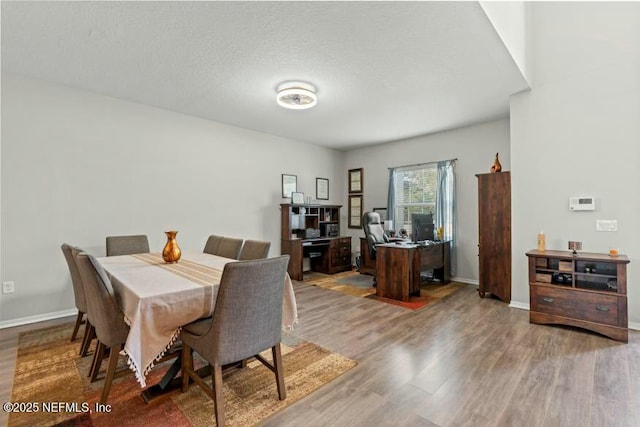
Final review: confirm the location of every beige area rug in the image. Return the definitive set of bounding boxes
[9,323,356,427]
[306,270,465,310]
[305,270,377,298]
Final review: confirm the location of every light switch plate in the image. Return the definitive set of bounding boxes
[596,220,617,232]
[2,281,15,294]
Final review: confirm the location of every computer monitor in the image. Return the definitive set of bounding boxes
[411,213,434,242]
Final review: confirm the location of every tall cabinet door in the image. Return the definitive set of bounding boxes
[476,172,511,303]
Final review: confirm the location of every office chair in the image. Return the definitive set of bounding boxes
[362,212,389,286]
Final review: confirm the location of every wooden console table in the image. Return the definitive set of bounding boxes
[527,249,630,342]
[376,241,451,301]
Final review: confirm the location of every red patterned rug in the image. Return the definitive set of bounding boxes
[307,271,465,310]
[9,323,356,427]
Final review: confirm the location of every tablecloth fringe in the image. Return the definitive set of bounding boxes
[123,352,146,388]
[282,316,299,332]
[120,326,182,389]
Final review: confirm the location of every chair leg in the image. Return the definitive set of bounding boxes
[79,322,94,357]
[90,341,106,382]
[272,344,286,400]
[71,311,84,342]
[181,344,193,393]
[100,344,122,405]
[212,363,225,427]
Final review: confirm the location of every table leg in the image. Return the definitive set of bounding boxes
[141,355,245,403]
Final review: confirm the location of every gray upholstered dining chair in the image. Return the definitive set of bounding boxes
[61,243,95,357]
[216,237,244,260]
[238,239,271,260]
[106,234,150,256]
[203,234,224,255]
[73,249,130,404]
[180,255,290,427]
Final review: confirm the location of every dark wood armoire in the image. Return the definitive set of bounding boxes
[476,171,511,303]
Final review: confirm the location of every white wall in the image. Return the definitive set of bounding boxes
[344,119,511,283]
[480,1,531,85]
[510,3,640,323]
[0,74,345,324]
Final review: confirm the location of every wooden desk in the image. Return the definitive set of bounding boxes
[282,237,351,281]
[359,237,376,276]
[376,241,451,301]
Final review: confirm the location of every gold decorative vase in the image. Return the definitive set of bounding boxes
[162,230,181,263]
[490,152,502,173]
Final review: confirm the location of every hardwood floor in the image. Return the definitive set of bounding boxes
[2,282,639,426]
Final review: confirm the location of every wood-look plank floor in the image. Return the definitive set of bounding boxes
[2,283,639,427]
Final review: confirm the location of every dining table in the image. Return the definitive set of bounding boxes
[97,251,298,393]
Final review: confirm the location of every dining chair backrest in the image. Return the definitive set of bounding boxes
[238,239,271,260]
[73,250,129,347]
[106,234,150,256]
[203,235,224,255]
[216,237,244,260]
[61,243,87,313]
[202,255,289,365]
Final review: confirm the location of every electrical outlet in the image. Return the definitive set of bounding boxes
[596,220,618,232]
[2,281,15,294]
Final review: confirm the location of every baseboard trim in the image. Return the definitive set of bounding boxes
[452,277,478,285]
[3,302,639,331]
[0,308,77,329]
[509,301,530,311]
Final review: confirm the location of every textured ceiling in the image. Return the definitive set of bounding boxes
[1,1,529,150]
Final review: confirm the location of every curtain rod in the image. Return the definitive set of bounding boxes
[388,158,457,170]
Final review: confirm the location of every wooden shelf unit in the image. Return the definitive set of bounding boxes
[526,249,630,342]
[476,172,511,303]
[280,203,351,281]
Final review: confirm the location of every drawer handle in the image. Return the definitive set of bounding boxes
[595,306,610,312]
[542,297,554,303]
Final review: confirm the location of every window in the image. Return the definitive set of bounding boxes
[388,159,457,274]
[391,164,437,234]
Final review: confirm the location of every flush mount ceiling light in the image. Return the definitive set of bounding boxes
[276,81,317,110]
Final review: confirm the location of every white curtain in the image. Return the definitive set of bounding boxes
[386,168,396,228]
[435,160,457,275]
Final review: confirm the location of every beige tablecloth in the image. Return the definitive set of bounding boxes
[97,251,298,388]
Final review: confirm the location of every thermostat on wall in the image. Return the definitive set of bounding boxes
[569,197,595,211]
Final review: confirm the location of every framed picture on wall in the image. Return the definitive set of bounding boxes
[373,207,387,221]
[348,168,363,194]
[282,174,297,198]
[348,195,363,228]
[291,192,305,204]
[316,178,329,200]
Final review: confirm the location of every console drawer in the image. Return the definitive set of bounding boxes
[531,285,619,326]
